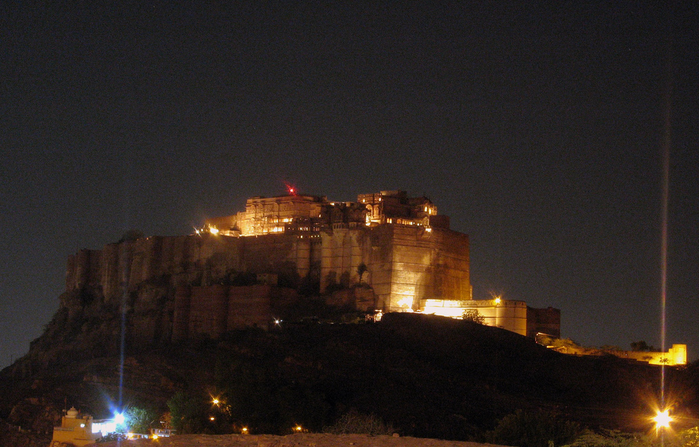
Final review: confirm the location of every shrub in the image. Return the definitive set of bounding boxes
[486,409,583,447]
[463,309,484,324]
[676,426,699,447]
[562,429,656,446]
[323,410,395,436]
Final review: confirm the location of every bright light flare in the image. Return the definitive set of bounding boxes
[654,409,672,429]
[114,413,125,425]
[285,183,298,196]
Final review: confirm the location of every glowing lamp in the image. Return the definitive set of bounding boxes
[114,413,125,425]
[654,409,672,429]
[212,398,220,405]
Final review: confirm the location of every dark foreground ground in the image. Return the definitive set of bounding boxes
[91,433,508,447]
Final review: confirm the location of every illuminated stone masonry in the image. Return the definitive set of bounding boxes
[62,190,689,363]
[204,190,471,312]
[63,190,564,344]
[421,298,560,339]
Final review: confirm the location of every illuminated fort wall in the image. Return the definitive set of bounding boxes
[421,299,528,336]
[204,191,472,312]
[550,343,687,366]
[420,299,561,338]
[319,223,471,312]
[64,191,473,341]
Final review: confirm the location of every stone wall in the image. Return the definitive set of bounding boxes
[526,307,561,338]
[320,224,471,312]
[172,284,297,341]
[65,234,319,299]
[62,221,471,342]
[63,234,305,344]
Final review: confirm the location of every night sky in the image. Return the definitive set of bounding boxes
[1,2,697,370]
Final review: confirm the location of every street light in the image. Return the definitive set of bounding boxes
[114,412,125,425]
[654,409,672,430]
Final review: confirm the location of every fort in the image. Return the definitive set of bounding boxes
[58,189,688,367]
[61,190,563,346]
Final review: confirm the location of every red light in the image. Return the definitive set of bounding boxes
[285,183,297,195]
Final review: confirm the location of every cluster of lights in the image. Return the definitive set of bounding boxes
[195,226,220,236]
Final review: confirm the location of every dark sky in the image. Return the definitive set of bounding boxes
[1,1,697,369]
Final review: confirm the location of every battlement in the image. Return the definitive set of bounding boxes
[204,190,444,237]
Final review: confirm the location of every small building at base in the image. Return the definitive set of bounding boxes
[50,407,98,447]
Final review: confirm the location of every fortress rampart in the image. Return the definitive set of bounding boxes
[60,190,473,343]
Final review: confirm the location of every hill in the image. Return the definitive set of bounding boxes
[2,312,698,446]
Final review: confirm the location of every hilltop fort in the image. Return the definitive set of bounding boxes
[2,191,690,442]
[57,190,559,350]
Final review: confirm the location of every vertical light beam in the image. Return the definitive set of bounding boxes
[658,18,674,446]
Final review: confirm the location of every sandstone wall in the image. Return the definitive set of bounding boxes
[319,225,471,312]
[63,234,306,344]
[62,224,470,342]
[383,225,470,311]
[64,234,314,299]
[172,284,293,341]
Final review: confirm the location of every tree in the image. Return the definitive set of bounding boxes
[124,406,158,434]
[167,391,207,434]
[463,309,485,324]
[630,341,655,352]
